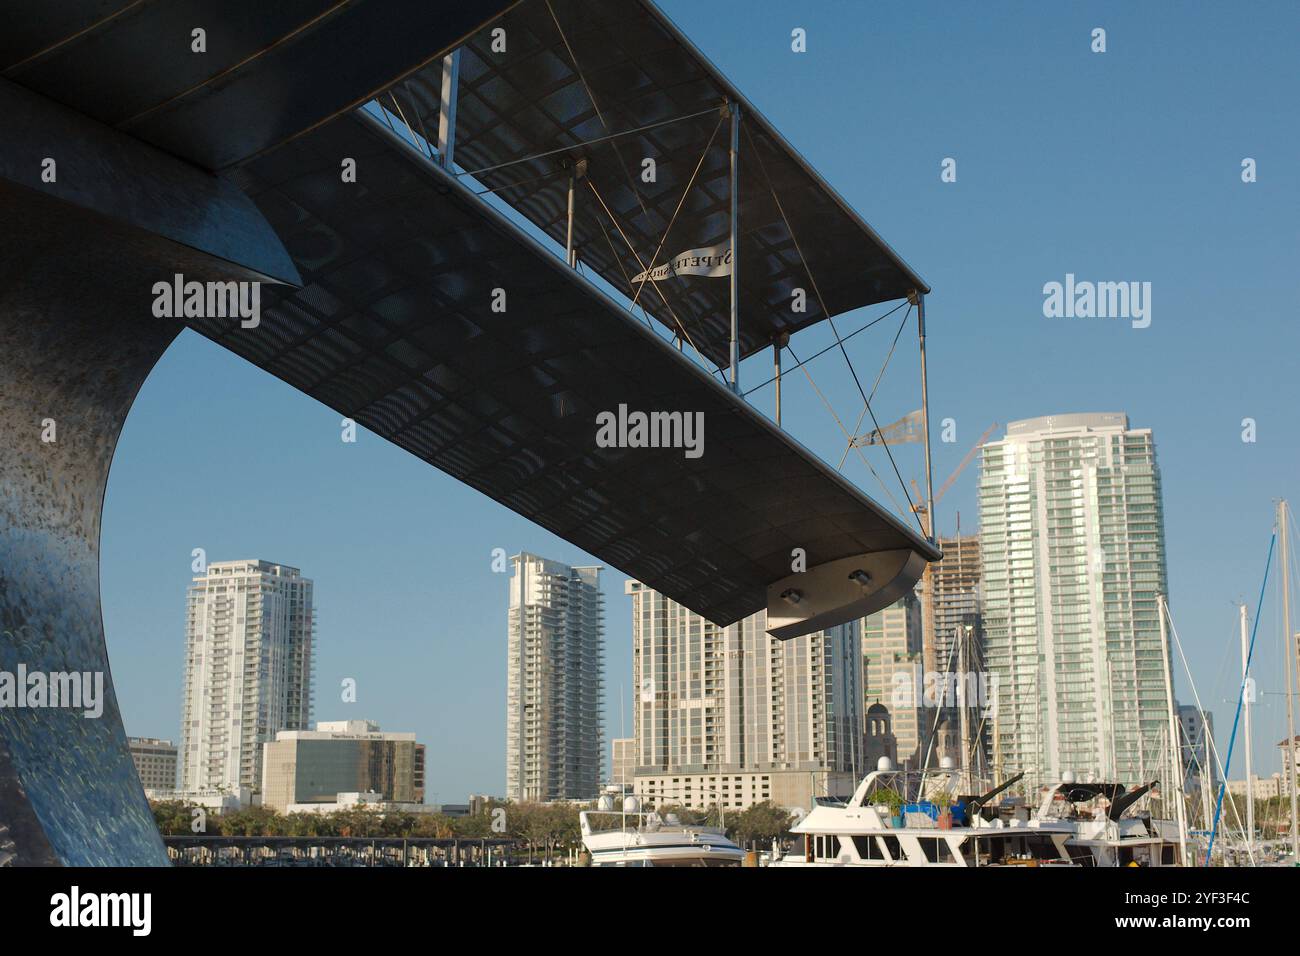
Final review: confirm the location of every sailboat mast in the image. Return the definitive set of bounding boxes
[1159,594,1188,863]
[1108,660,1119,781]
[1198,723,1212,836]
[1280,499,1299,861]
[1241,603,1255,847]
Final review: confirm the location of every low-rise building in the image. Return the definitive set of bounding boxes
[260,719,425,812]
[144,787,251,812]
[468,793,500,816]
[633,768,856,813]
[1280,735,1299,796]
[128,736,178,791]
[281,790,442,815]
[1226,774,1284,800]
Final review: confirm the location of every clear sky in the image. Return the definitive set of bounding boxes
[102,0,1300,798]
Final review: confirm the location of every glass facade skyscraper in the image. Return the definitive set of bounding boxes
[179,560,315,794]
[505,553,604,802]
[978,413,1170,787]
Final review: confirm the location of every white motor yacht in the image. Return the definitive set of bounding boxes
[776,758,1181,867]
[776,758,1070,867]
[1031,775,1183,867]
[580,795,745,867]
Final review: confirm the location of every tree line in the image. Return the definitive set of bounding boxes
[151,798,796,860]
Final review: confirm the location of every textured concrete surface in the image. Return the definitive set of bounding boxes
[0,183,290,865]
[0,196,180,864]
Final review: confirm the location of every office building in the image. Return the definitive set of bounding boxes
[627,582,862,811]
[979,413,1170,786]
[261,720,425,811]
[862,595,925,770]
[1227,774,1283,801]
[1281,735,1300,796]
[179,560,315,794]
[127,737,178,791]
[505,553,604,802]
[611,737,634,791]
[1178,705,1216,792]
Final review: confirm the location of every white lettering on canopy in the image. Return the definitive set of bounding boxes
[632,243,732,284]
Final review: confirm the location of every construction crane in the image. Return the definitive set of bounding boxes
[909,421,999,519]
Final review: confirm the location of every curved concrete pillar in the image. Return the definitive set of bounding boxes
[0,238,180,865]
[1,90,299,863]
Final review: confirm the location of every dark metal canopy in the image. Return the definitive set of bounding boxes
[0,0,938,870]
[202,109,937,627]
[0,0,518,171]
[383,0,927,371]
[0,0,935,633]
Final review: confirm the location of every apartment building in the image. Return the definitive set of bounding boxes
[505,553,604,802]
[179,560,315,794]
[128,736,178,791]
[627,582,862,810]
[979,413,1170,786]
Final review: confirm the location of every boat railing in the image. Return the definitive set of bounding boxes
[580,810,727,838]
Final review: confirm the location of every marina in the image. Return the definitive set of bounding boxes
[0,0,1292,942]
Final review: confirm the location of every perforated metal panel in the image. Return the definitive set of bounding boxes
[201,110,937,626]
[384,0,927,370]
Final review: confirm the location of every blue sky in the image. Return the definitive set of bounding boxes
[103,0,1300,798]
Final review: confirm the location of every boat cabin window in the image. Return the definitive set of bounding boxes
[1066,842,1097,868]
[813,835,842,861]
[978,835,1008,865]
[1026,836,1065,862]
[919,836,953,864]
[1067,845,1095,866]
[851,835,887,861]
[979,834,1066,865]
